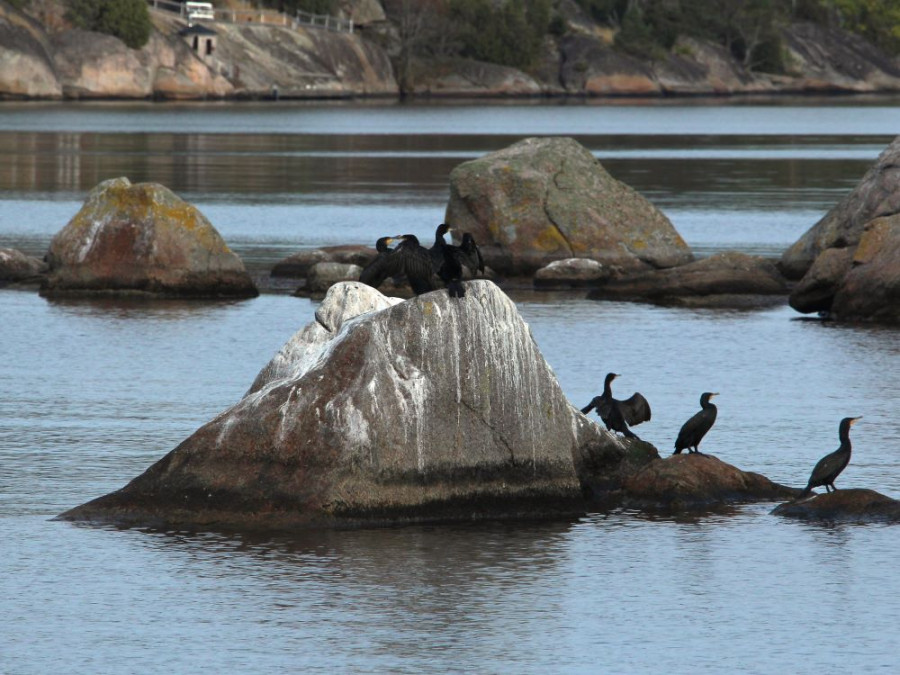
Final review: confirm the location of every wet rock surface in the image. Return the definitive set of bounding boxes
[772,488,900,523]
[621,453,800,511]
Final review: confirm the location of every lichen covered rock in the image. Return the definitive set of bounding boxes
[59,281,621,530]
[445,137,694,276]
[41,177,257,298]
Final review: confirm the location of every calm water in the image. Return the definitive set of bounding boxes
[3,100,900,673]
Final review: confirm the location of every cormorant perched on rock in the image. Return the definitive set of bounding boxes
[427,223,465,298]
[459,232,485,278]
[581,372,651,439]
[800,416,861,497]
[359,236,399,289]
[394,234,440,295]
[673,392,718,454]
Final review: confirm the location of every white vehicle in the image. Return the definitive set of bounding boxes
[184,1,215,21]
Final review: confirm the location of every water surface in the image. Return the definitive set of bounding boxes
[3,101,900,673]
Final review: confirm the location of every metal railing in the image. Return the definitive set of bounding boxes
[146,1,353,34]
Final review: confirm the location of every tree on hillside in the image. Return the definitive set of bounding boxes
[67,0,151,49]
[830,0,900,54]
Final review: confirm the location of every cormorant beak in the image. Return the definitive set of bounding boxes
[711,393,720,398]
[850,417,862,425]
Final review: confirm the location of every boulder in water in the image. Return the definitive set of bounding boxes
[41,177,257,298]
[445,137,693,276]
[622,453,800,511]
[58,281,621,530]
[772,488,900,523]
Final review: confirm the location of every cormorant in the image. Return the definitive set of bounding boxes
[394,234,440,295]
[359,236,400,288]
[581,372,651,439]
[673,392,718,455]
[427,223,465,298]
[459,232,485,278]
[800,416,861,497]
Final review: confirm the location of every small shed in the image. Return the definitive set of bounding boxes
[179,24,217,58]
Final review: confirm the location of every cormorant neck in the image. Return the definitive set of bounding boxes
[603,375,614,397]
[839,423,854,448]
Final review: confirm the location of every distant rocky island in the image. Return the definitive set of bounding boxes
[3,0,900,100]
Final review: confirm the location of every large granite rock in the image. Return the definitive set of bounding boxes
[211,21,397,98]
[782,22,900,93]
[788,246,855,314]
[772,489,900,523]
[0,3,61,98]
[51,29,155,98]
[589,252,788,306]
[59,281,621,530]
[781,136,900,281]
[623,453,800,511]
[411,57,542,96]
[445,137,694,276]
[41,177,257,298]
[0,247,47,285]
[785,137,900,321]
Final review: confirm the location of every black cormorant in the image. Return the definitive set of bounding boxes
[427,223,465,298]
[459,232,485,278]
[359,236,400,288]
[581,372,651,439]
[394,234,440,295]
[673,392,718,454]
[800,416,861,496]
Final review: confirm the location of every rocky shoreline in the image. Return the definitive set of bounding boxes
[3,1,900,101]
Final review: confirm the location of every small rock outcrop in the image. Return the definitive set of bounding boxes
[298,261,363,295]
[0,247,47,285]
[445,137,694,276]
[533,258,610,288]
[271,245,376,278]
[782,136,900,281]
[623,453,800,511]
[589,252,788,306]
[59,281,622,530]
[772,488,900,523]
[41,177,258,298]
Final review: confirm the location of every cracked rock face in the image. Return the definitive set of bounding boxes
[445,137,694,276]
[60,281,619,530]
